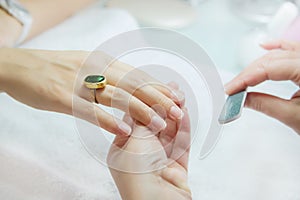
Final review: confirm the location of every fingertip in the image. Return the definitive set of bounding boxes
[117,121,132,136]
[148,115,167,132]
[169,106,184,120]
[224,82,236,95]
[167,81,180,90]
[179,107,190,132]
[259,39,280,50]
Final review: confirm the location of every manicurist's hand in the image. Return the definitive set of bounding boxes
[0,9,22,47]
[107,108,191,200]
[225,40,300,134]
[0,48,183,136]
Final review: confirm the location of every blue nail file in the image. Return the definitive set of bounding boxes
[219,90,247,124]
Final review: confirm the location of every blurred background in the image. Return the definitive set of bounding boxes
[106,0,300,72]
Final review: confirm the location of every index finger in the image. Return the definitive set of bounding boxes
[261,40,300,51]
[170,108,191,170]
[225,58,300,95]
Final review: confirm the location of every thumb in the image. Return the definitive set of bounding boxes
[245,92,295,127]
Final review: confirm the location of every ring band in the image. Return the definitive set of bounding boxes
[84,75,107,103]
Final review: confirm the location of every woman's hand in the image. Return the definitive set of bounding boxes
[0,48,183,135]
[107,108,191,200]
[225,40,300,134]
[0,9,22,47]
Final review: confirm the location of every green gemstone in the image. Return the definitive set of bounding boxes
[85,75,105,83]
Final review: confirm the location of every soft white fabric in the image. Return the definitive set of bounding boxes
[1,1,300,200]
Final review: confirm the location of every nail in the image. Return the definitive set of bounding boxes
[118,122,132,136]
[170,106,184,119]
[150,116,167,131]
[171,90,185,102]
[258,37,274,46]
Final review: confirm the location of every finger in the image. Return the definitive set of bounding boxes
[292,89,300,98]
[167,81,180,90]
[225,58,300,95]
[245,92,300,129]
[112,134,130,149]
[134,84,184,120]
[159,118,177,157]
[170,108,191,170]
[260,40,300,51]
[122,113,134,127]
[167,82,185,107]
[95,85,167,132]
[110,61,183,104]
[73,97,132,136]
[105,64,184,120]
[161,166,190,193]
[149,81,183,106]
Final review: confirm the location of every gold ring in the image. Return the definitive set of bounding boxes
[84,75,107,103]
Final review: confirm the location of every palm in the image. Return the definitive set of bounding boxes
[107,109,191,200]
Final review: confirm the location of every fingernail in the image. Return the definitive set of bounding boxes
[170,106,184,119]
[171,90,185,102]
[150,116,167,131]
[259,37,274,46]
[118,122,132,136]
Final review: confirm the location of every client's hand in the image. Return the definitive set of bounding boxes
[225,40,300,134]
[0,48,183,136]
[107,108,191,200]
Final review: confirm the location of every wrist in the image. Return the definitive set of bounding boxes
[111,170,159,200]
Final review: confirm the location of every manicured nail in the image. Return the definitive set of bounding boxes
[170,106,183,119]
[150,116,167,131]
[171,90,185,102]
[118,122,132,135]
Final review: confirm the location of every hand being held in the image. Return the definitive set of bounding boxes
[225,40,300,134]
[0,48,183,136]
[107,108,191,200]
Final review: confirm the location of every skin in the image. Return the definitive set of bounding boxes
[1,2,189,197]
[225,40,300,134]
[0,0,96,47]
[107,107,191,200]
[0,48,183,136]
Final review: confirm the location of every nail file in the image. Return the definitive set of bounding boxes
[218,90,247,124]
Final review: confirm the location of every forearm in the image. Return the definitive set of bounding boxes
[19,0,96,41]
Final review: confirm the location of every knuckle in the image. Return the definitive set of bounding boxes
[257,54,275,79]
[157,95,174,109]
